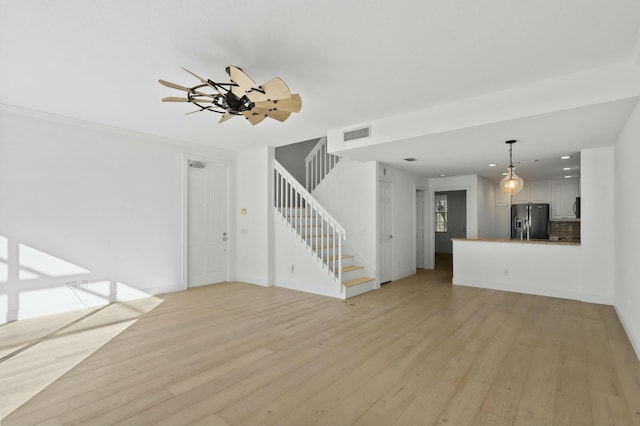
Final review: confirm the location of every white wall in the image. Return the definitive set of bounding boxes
[312,158,377,278]
[0,106,235,323]
[580,146,615,304]
[615,99,640,357]
[274,138,318,186]
[235,146,272,286]
[272,216,342,299]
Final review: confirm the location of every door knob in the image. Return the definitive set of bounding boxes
[222,232,228,242]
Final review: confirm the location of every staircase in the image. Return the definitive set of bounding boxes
[305,136,340,192]
[274,159,375,299]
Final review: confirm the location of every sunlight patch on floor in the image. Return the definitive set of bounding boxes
[0,296,162,420]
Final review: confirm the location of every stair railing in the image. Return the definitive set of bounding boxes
[274,159,346,285]
[305,136,341,192]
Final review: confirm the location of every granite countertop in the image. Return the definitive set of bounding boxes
[451,237,580,246]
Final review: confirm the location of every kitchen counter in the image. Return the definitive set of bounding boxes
[452,238,582,300]
[452,237,580,246]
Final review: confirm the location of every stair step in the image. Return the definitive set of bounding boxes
[312,244,335,249]
[343,277,375,288]
[341,265,364,273]
[323,254,353,261]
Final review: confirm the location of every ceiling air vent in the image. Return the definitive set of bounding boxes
[343,125,371,142]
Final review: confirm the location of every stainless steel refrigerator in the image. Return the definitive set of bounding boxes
[511,203,550,240]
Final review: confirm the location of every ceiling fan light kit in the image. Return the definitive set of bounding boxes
[500,139,525,195]
[159,65,301,125]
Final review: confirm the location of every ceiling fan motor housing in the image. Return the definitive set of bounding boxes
[224,92,254,114]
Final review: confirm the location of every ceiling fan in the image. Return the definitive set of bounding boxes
[159,66,302,125]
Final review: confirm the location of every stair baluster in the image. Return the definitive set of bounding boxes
[305,136,341,192]
[274,160,345,285]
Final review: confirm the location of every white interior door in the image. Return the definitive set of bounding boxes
[416,190,425,268]
[379,180,393,283]
[188,160,228,287]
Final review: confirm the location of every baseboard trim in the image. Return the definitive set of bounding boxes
[615,304,640,361]
[452,277,617,308]
[236,275,271,287]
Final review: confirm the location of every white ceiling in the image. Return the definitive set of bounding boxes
[2,0,640,181]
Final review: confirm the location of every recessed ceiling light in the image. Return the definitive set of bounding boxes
[564,175,572,179]
[563,167,571,171]
[403,157,418,162]
[439,173,446,177]
[561,155,571,160]
[489,163,497,167]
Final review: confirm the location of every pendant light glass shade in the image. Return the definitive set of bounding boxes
[499,140,525,195]
[500,167,524,194]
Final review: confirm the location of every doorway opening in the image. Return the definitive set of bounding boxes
[434,190,466,271]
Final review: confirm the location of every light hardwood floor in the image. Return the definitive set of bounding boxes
[2,257,640,425]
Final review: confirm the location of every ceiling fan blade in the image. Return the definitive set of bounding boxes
[162,96,190,102]
[159,79,213,98]
[162,96,214,103]
[184,107,212,115]
[218,112,235,123]
[248,77,292,102]
[267,110,291,122]
[251,107,291,122]
[227,65,256,98]
[242,111,267,126]
[275,94,302,112]
[253,94,302,113]
[159,79,191,92]
[181,67,225,96]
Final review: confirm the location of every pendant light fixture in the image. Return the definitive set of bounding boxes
[499,140,524,195]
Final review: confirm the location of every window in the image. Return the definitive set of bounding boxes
[435,194,448,232]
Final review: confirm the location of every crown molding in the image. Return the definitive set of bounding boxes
[0,103,237,161]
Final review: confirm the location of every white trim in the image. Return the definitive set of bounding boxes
[615,305,640,361]
[236,275,271,287]
[452,280,582,302]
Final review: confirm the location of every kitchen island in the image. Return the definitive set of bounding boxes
[454,237,580,246]
[452,237,582,301]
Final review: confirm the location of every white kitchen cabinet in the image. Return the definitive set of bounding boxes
[495,206,510,238]
[495,185,509,207]
[551,180,580,220]
[498,181,548,205]
[511,186,529,204]
[529,181,550,203]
